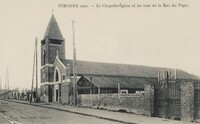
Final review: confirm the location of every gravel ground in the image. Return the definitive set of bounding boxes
[0,99,197,124]
[0,100,121,124]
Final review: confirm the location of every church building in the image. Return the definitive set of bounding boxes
[40,14,199,105]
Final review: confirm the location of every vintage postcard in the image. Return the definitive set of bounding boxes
[0,0,200,124]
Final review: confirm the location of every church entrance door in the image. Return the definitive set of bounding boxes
[48,85,53,102]
[56,90,58,102]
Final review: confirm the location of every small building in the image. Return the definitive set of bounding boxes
[77,75,151,94]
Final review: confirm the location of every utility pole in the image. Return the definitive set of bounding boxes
[72,20,77,106]
[166,71,169,117]
[4,67,9,92]
[30,38,36,103]
[7,67,9,91]
[35,38,39,102]
[118,83,120,98]
[4,78,6,92]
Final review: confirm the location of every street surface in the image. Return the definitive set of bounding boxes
[0,100,121,124]
[0,99,197,124]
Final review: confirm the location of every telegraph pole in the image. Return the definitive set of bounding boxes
[4,78,6,92]
[7,67,9,91]
[72,20,77,106]
[4,67,9,91]
[166,71,169,117]
[30,38,36,103]
[35,38,39,102]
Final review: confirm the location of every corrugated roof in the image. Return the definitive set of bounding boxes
[83,75,156,88]
[44,14,64,40]
[60,59,200,80]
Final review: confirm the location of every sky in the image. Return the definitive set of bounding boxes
[0,0,200,90]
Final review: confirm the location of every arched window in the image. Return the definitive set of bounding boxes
[56,70,59,82]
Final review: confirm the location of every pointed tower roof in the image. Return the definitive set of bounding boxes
[44,14,64,40]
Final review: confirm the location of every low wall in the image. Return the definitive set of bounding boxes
[78,93,145,115]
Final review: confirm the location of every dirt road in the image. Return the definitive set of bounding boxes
[0,100,121,124]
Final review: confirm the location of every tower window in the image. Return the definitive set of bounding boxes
[43,49,46,65]
[49,39,62,45]
[56,70,59,82]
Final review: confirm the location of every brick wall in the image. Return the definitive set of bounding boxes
[49,43,65,64]
[144,84,154,116]
[77,84,154,115]
[194,82,200,120]
[78,84,154,115]
[40,67,55,83]
[78,93,146,115]
[181,81,194,122]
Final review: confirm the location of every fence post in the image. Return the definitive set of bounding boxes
[144,84,154,116]
[118,83,120,98]
[98,85,100,99]
[181,81,194,122]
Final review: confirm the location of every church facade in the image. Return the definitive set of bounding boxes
[40,14,71,103]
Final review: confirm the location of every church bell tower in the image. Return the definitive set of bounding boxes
[41,14,65,84]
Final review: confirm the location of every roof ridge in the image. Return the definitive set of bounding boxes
[60,58,167,69]
[60,58,199,79]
